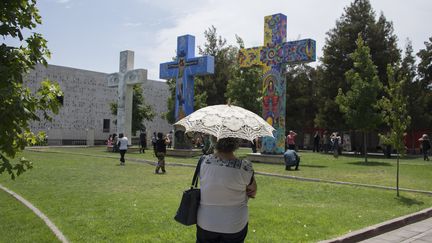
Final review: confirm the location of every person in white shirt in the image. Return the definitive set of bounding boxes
[197,137,257,243]
[117,133,128,166]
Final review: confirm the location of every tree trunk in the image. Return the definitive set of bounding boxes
[363,131,368,163]
[396,153,400,197]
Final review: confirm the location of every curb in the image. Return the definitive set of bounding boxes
[319,207,432,242]
[0,184,69,243]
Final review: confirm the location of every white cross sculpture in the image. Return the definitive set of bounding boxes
[107,50,147,145]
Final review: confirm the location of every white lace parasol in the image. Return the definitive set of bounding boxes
[174,104,275,141]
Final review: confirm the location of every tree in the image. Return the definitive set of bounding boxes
[416,37,432,129]
[336,36,382,163]
[0,0,63,179]
[398,40,429,150]
[225,35,262,115]
[196,26,237,106]
[110,85,155,135]
[316,0,400,130]
[417,37,432,88]
[378,65,411,197]
[285,64,319,131]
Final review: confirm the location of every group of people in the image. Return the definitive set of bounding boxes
[106,130,174,173]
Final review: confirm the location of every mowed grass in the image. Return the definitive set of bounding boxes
[31,146,432,191]
[0,149,432,242]
[0,189,59,243]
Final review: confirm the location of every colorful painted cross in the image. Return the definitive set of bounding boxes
[239,13,316,154]
[160,34,214,149]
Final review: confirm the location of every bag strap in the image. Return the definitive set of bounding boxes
[191,155,204,189]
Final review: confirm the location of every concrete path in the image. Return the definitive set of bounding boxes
[360,217,432,243]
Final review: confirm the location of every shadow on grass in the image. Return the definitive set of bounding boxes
[301,164,328,168]
[396,196,424,206]
[347,161,392,166]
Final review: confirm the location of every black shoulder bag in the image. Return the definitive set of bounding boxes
[174,156,204,226]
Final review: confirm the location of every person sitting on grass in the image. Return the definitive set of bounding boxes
[283,149,300,170]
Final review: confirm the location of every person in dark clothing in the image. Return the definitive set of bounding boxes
[151,132,157,156]
[251,138,257,153]
[283,149,300,170]
[155,132,170,174]
[313,131,321,152]
[419,134,431,161]
[117,133,128,166]
[331,132,341,158]
[139,130,147,153]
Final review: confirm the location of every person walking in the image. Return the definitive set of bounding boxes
[151,132,157,156]
[331,132,341,158]
[155,132,170,174]
[139,129,147,154]
[419,134,431,161]
[197,137,257,243]
[117,133,128,166]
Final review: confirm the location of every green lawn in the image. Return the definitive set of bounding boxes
[0,189,59,242]
[30,146,432,191]
[1,148,432,242]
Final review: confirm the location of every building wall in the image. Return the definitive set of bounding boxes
[25,64,172,145]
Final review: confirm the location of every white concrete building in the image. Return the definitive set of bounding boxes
[25,64,172,145]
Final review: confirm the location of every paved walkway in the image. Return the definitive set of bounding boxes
[360,217,432,243]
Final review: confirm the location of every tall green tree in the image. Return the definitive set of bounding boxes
[379,65,411,197]
[336,36,382,163]
[316,0,400,129]
[196,26,237,106]
[110,85,155,135]
[416,37,432,129]
[0,0,63,179]
[398,40,428,149]
[285,64,319,131]
[225,35,262,115]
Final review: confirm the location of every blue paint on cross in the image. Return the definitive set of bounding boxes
[160,35,215,122]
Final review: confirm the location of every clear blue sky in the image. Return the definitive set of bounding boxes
[6,0,432,80]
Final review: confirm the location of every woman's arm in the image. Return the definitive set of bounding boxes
[246,175,257,198]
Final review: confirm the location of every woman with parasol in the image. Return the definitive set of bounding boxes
[175,104,274,242]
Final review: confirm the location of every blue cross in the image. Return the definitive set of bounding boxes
[160,35,214,122]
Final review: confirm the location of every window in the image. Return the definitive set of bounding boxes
[56,95,64,105]
[103,119,110,133]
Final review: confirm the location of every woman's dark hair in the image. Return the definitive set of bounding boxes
[119,133,124,138]
[157,132,163,139]
[215,137,240,153]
